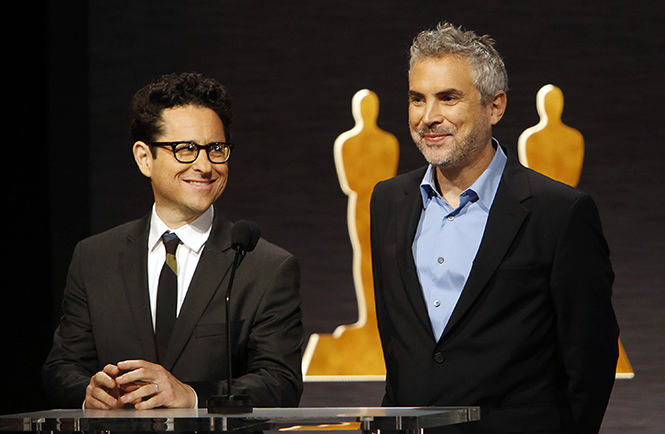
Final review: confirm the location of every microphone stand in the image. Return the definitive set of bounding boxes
[207,247,253,414]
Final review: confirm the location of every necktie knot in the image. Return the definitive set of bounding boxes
[162,232,180,275]
[162,232,180,255]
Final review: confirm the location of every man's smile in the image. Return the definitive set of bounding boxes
[182,177,219,189]
[422,133,452,144]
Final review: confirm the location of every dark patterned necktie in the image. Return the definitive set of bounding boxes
[155,231,180,362]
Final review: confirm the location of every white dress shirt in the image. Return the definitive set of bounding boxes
[147,205,214,331]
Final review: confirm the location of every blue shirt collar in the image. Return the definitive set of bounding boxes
[419,138,507,212]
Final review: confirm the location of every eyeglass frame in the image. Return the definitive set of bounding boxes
[149,141,234,164]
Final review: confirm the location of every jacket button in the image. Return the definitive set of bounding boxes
[433,351,445,364]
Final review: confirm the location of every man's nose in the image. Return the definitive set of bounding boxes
[191,151,213,172]
[422,102,444,126]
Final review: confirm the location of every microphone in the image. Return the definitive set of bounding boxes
[207,220,260,414]
[231,220,260,253]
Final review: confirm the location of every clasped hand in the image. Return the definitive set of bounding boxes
[84,360,197,409]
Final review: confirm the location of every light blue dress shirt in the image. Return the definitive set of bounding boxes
[412,141,507,341]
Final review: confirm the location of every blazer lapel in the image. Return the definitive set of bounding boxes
[119,215,159,362]
[439,157,532,342]
[394,168,435,338]
[161,212,236,370]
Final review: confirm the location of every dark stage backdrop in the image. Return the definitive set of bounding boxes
[6,1,664,432]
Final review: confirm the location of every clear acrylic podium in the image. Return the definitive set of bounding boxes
[0,407,480,432]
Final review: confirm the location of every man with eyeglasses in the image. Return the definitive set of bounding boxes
[42,72,303,410]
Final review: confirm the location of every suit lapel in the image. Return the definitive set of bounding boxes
[394,168,435,338]
[119,215,159,362]
[439,157,532,342]
[162,212,235,370]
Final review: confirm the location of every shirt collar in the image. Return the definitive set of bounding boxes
[148,205,214,254]
[419,138,507,211]
[419,165,440,209]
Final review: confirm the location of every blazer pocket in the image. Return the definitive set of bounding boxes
[495,263,549,279]
[192,321,245,338]
[494,263,550,297]
[193,323,227,338]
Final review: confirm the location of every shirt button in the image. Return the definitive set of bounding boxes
[437,257,444,264]
[433,300,441,307]
[433,351,445,364]
[447,215,455,221]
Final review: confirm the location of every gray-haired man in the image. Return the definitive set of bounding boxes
[371,22,618,433]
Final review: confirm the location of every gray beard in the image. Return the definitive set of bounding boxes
[414,124,489,169]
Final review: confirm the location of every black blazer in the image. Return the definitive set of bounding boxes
[42,208,303,408]
[370,152,618,433]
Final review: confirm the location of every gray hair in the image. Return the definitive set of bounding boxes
[409,22,508,104]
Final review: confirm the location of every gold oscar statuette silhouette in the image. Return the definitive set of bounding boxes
[301,89,398,380]
[518,84,634,379]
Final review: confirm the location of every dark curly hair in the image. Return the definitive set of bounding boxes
[130,72,233,147]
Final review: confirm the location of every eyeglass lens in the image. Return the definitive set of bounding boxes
[174,142,230,163]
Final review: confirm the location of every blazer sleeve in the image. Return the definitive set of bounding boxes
[189,254,304,407]
[369,181,398,406]
[41,242,99,408]
[550,193,619,433]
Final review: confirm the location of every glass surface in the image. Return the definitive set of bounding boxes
[0,407,480,432]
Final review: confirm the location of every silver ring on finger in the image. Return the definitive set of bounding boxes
[154,383,159,394]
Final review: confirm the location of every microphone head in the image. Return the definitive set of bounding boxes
[231,220,261,252]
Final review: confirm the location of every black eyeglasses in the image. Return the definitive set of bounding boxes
[150,141,233,164]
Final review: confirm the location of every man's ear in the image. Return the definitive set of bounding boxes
[489,90,507,125]
[133,141,153,178]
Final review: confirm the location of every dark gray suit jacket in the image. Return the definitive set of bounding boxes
[42,208,303,408]
[370,151,618,433]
